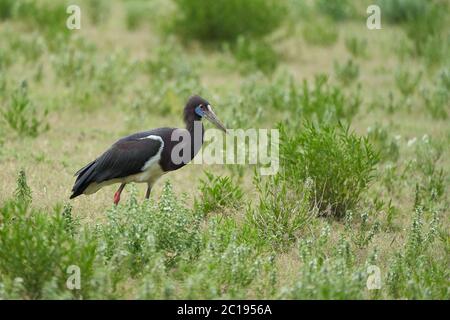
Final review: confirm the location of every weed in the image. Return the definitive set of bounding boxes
[334,59,360,86]
[367,123,400,162]
[14,169,32,206]
[280,122,379,218]
[196,172,243,215]
[315,0,354,21]
[302,18,338,46]
[345,37,368,59]
[0,171,97,299]
[1,81,49,137]
[386,206,448,299]
[171,0,285,42]
[395,69,422,98]
[230,36,278,75]
[248,173,315,249]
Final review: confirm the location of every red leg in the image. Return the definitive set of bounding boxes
[113,183,126,205]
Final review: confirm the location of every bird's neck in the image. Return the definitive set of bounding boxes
[186,119,204,158]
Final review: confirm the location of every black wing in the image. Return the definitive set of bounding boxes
[70,133,163,199]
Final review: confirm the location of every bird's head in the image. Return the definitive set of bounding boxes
[184,95,227,133]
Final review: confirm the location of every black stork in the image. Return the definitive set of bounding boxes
[70,95,227,205]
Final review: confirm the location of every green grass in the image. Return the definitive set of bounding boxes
[0,0,448,300]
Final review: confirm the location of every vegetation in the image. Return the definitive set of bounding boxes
[0,0,448,300]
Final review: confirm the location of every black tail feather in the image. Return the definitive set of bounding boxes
[70,161,97,199]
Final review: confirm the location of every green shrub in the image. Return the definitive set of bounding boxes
[248,172,315,249]
[1,81,49,137]
[280,122,379,218]
[345,37,368,59]
[387,207,448,299]
[296,75,361,124]
[98,182,202,272]
[0,171,97,299]
[395,69,422,97]
[0,0,15,20]
[282,226,366,299]
[124,0,152,30]
[12,0,71,48]
[334,59,360,86]
[412,136,446,205]
[231,36,278,75]
[171,0,285,42]
[315,0,354,21]
[379,0,449,62]
[421,69,449,119]
[86,0,110,25]
[367,123,400,162]
[302,18,338,46]
[196,172,243,215]
[378,0,427,23]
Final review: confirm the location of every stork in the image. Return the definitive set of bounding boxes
[70,95,227,205]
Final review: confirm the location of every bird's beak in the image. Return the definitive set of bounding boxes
[203,105,227,133]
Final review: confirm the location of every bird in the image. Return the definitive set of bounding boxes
[70,95,227,205]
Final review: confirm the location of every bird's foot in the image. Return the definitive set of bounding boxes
[113,191,121,205]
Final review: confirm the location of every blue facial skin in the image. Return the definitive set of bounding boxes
[195,105,204,117]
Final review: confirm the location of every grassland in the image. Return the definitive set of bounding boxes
[0,0,449,299]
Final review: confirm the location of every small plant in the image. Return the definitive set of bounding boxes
[377,0,427,24]
[315,0,354,21]
[231,36,278,75]
[280,122,379,218]
[124,0,152,30]
[86,0,110,25]
[367,123,400,162]
[334,59,360,86]
[302,18,338,46]
[196,172,243,215]
[14,169,32,206]
[0,172,97,299]
[296,75,361,124]
[248,173,315,249]
[395,69,422,98]
[1,81,48,137]
[171,0,285,42]
[386,206,447,299]
[412,136,446,205]
[421,69,449,120]
[99,182,202,272]
[345,37,368,58]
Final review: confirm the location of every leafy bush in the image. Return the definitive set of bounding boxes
[0,0,14,20]
[421,69,449,119]
[1,81,48,137]
[248,173,315,249]
[345,37,368,58]
[230,36,278,75]
[0,171,97,299]
[282,225,367,299]
[395,69,422,97]
[98,182,202,272]
[295,75,361,124]
[196,172,243,215]
[378,0,427,23]
[367,123,400,162]
[412,136,446,205]
[280,122,379,218]
[315,0,354,21]
[387,207,447,299]
[379,0,449,63]
[302,18,338,46]
[334,59,360,86]
[171,0,285,42]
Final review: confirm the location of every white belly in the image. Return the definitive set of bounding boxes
[83,163,165,195]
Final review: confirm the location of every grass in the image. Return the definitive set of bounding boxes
[0,0,448,300]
